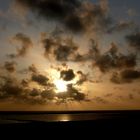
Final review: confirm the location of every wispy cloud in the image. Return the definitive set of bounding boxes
[8,33,33,58]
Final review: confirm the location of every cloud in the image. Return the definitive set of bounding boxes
[107,21,135,33]
[15,0,81,32]
[41,83,86,101]
[72,39,100,62]
[17,64,38,75]
[64,13,85,32]
[94,42,137,72]
[0,73,87,104]
[7,54,17,59]
[11,33,33,57]
[10,0,29,18]
[63,84,86,101]
[0,77,24,100]
[51,65,89,84]
[121,69,140,80]
[0,51,88,104]
[1,50,88,103]
[15,0,111,33]
[43,38,137,74]
[93,96,108,104]
[110,69,140,84]
[76,71,88,85]
[28,64,38,73]
[31,74,49,86]
[54,44,78,61]
[60,69,75,81]
[0,75,54,104]
[4,61,17,73]
[89,39,100,58]
[42,36,79,61]
[29,88,41,97]
[110,72,121,84]
[21,79,29,87]
[71,39,137,73]
[41,36,138,77]
[42,37,56,57]
[80,0,111,32]
[126,32,140,51]
[41,89,55,100]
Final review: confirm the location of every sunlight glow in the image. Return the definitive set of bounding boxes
[54,80,68,93]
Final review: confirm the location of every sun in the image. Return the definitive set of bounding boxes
[54,80,67,93]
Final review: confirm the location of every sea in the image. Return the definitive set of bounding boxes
[0,110,140,124]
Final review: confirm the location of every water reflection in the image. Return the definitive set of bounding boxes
[57,114,71,122]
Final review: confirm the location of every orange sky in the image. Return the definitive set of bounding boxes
[0,0,140,110]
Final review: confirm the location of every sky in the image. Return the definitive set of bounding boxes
[0,0,140,111]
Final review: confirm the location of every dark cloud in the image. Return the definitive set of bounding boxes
[41,89,55,100]
[54,44,78,61]
[0,73,87,103]
[89,39,100,58]
[51,26,64,37]
[72,53,87,62]
[15,0,111,33]
[42,84,86,101]
[0,78,23,99]
[56,84,86,101]
[76,71,88,85]
[15,0,82,32]
[42,37,56,57]
[72,39,100,62]
[42,36,79,61]
[28,64,38,73]
[64,13,85,32]
[67,84,85,101]
[15,0,81,19]
[31,74,49,86]
[43,39,137,73]
[126,32,140,51]
[4,61,17,73]
[12,33,33,57]
[29,88,40,97]
[54,39,137,71]
[116,54,137,68]
[60,69,75,81]
[95,43,137,72]
[121,69,140,80]
[51,66,89,84]
[110,69,140,84]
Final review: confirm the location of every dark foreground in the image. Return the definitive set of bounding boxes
[0,110,140,137]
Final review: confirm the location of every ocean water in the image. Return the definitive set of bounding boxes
[0,111,140,124]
